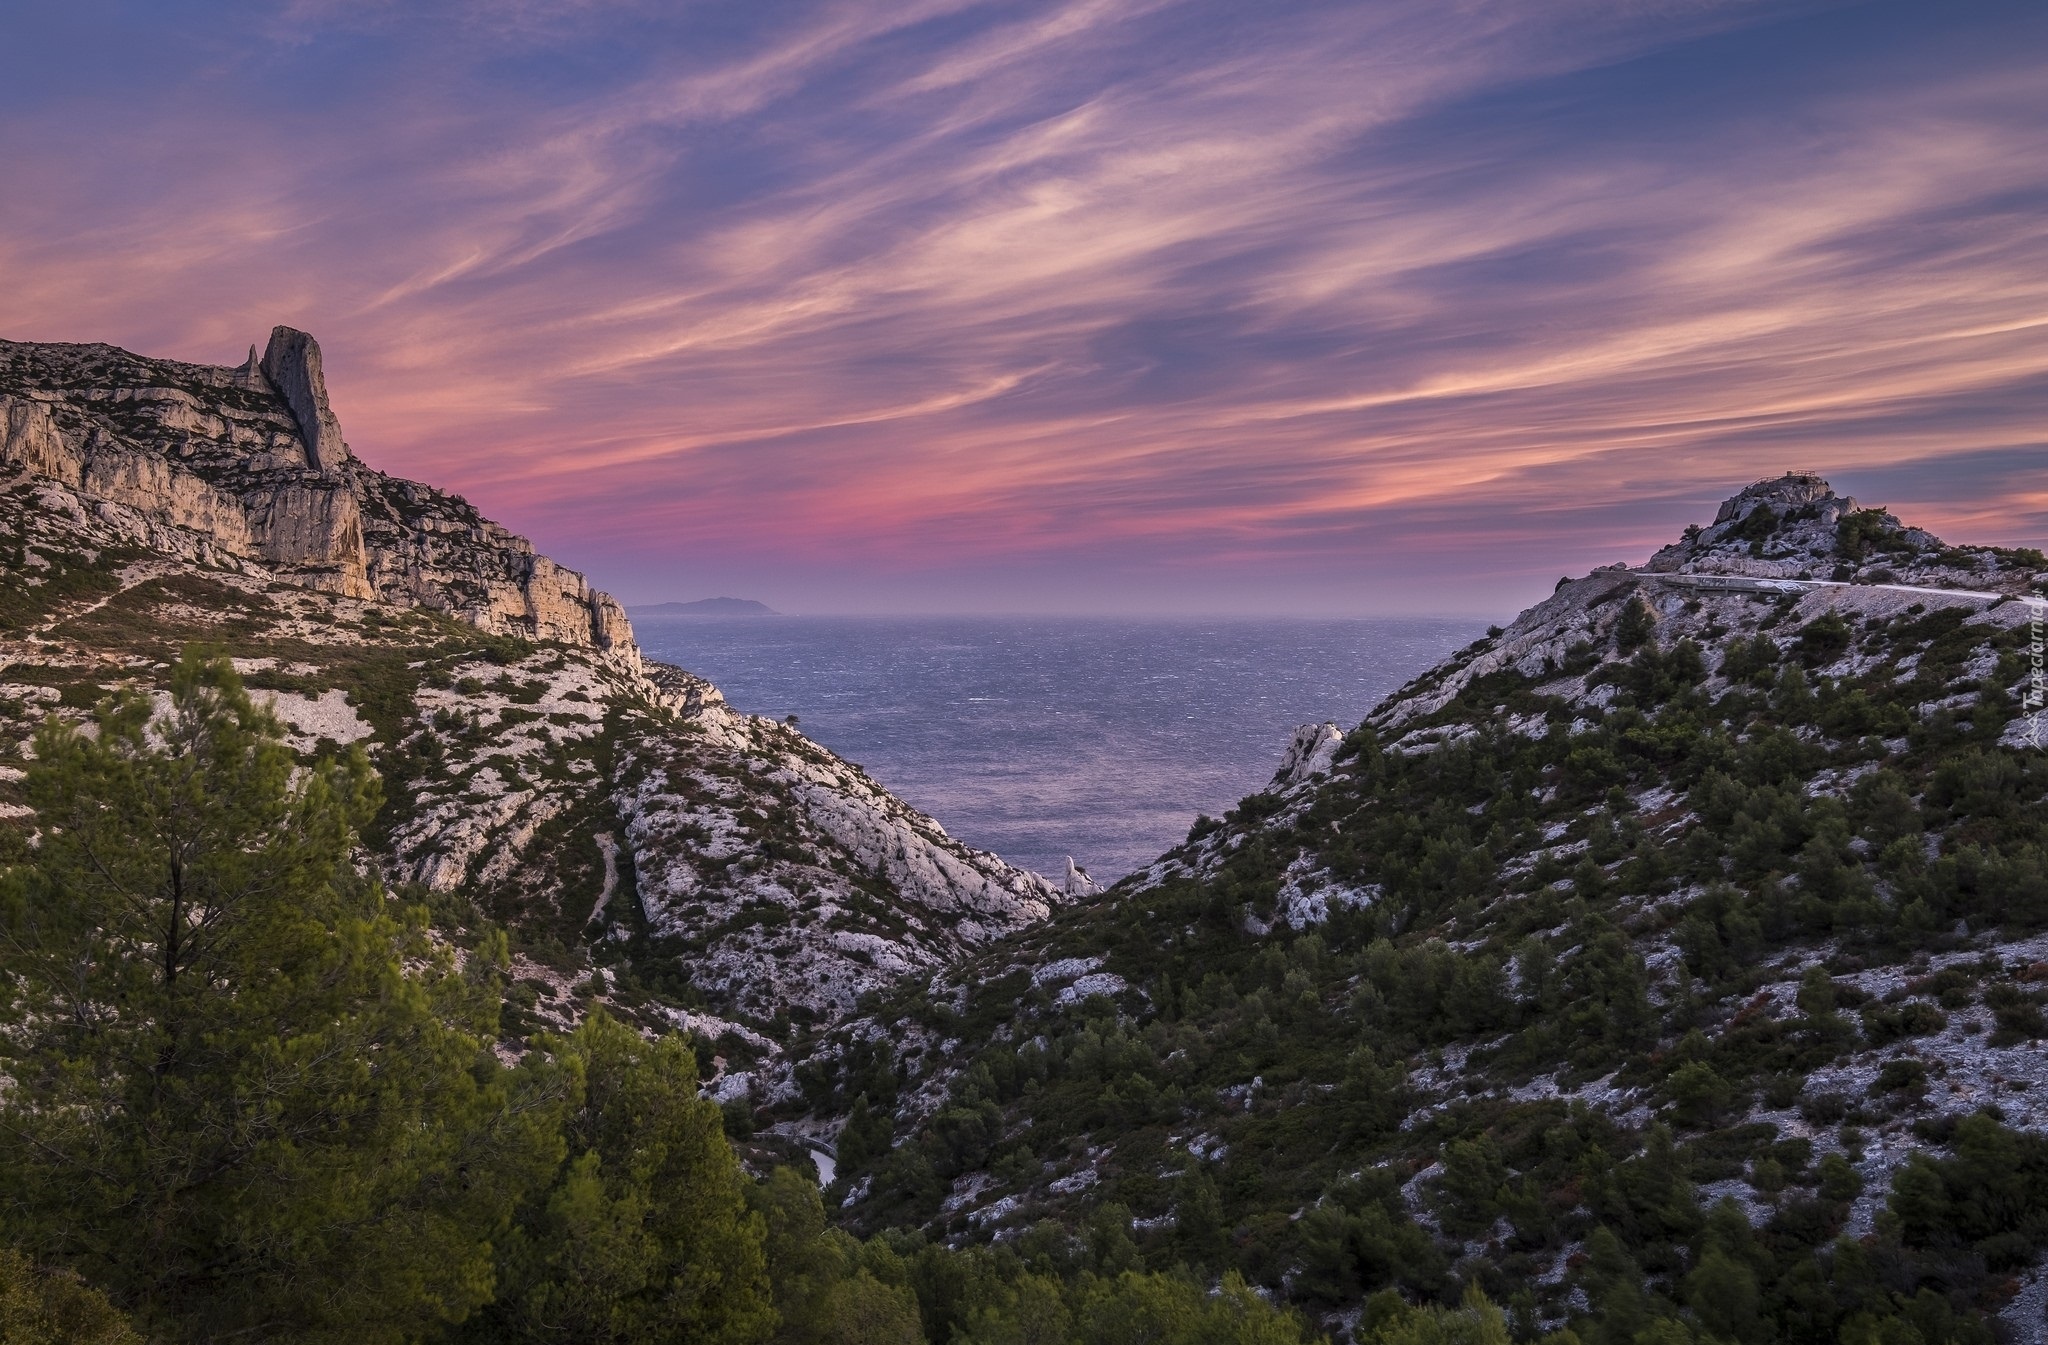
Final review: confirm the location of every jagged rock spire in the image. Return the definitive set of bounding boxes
[259,326,350,472]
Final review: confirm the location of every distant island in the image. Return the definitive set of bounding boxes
[628,596,779,616]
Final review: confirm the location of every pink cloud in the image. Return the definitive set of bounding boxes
[0,0,2041,614]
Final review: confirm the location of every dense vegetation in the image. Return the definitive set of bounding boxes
[794,587,2048,1343]
[0,653,1319,1343]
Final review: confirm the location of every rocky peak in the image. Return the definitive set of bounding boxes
[0,329,638,665]
[258,326,349,472]
[1644,472,1932,579]
[1711,470,1842,523]
[1338,472,2045,744]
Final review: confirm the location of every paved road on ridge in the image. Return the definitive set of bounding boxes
[1641,572,2042,606]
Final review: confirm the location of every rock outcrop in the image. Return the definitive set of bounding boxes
[1642,471,1949,579]
[1271,720,1345,789]
[0,331,633,660]
[258,326,350,472]
[1061,857,1103,897]
[1710,470,1839,524]
[0,397,73,482]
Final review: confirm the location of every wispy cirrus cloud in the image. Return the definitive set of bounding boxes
[0,0,2041,613]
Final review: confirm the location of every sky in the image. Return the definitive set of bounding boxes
[1,0,2044,617]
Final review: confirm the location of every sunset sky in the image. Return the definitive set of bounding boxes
[3,0,2044,616]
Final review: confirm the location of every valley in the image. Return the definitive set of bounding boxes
[4,331,2048,1342]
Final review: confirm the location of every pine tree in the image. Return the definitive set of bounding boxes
[1615,596,1658,652]
[472,1010,774,1344]
[837,1092,894,1176]
[0,1248,139,1345]
[0,650,558,1343]
[1174,1167,1229,1268]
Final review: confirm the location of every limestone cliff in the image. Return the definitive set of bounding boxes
[0,330,634,662]
[0,326,1072,1106]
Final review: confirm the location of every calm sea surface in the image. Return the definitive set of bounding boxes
[632,616,1484,882]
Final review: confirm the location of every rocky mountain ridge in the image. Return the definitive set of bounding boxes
[0,328,1070,1133]
[0,328,635,659]
[781,473,2048,1342]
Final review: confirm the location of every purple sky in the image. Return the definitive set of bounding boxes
[3,0,2044,616]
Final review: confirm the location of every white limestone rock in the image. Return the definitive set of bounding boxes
[259,326,350,471]
[613,698,1067,1023]
[1273,721,1344,789]
[0,395,80,482]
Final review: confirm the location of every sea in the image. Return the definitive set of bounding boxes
[631,616,1485,883]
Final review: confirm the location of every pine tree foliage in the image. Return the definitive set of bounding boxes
[0,644,1207,1340]
[467,1010,775,1344]
[0,1247,139,1345]
[0,652,557,1342]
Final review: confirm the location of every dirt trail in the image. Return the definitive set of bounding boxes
[30,559,178,640]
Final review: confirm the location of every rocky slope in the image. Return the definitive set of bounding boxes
[786,474,2048,1342]
[0,328,1067,1116]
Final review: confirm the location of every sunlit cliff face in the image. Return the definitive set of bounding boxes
[2,0,2044,614]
